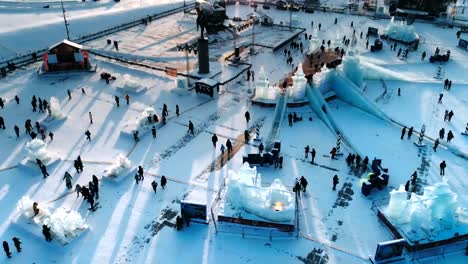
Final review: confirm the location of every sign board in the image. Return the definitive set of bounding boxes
[459,39,468,50]
[374,239,406,262]
[165,67,178,77]
[181,202,207,223]
[368,27,379,37]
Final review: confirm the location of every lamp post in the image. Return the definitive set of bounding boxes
[60,0,70,40]
[185,43,190,88]
[250,17,256,54]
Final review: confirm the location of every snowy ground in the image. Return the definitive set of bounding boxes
[0,2,467,264]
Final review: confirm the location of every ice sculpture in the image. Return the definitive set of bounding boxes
[49,97,66,120]
[290,64,306,99]
[136,107,158,130]
[384,17,419,43]
[25,139,54,163]
[18,196,88,244]
[104,154,131,177]
[385,180,464,233]
[342,53,363,87]
[225,163,295,222]
[254,66,277,100]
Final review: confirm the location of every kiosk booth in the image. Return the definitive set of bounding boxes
[195,78,219,98]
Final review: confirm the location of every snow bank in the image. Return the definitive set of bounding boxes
[116,74,148,94]
[386,180,466,234]
[25,139,54,163]
[18,196,88,244]
[50,97,66,120]
[225,163,295,222]
[104,154,131,177]
[383,17,419,43]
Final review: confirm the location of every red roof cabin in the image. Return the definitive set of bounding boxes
[40,40,95,74]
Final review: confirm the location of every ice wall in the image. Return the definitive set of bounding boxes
[384,17,419,43]
[226,163,295,222]
[342,55,363,88]
[386,180,465,234]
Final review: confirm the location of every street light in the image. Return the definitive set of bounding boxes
[60,0,70,40]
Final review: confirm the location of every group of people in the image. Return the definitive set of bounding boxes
[345,153,369,170]
[75,175,100,211]
[293,176,308,196]
[2,238,21,258]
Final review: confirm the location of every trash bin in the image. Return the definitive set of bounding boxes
[361,181,372,196]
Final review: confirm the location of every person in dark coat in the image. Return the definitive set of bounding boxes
[81,186,90,202]
[77,156,83,172]
[439,128,445,139]
[115,96,120,107]
[407,127,413,139]
[187,121,194,134]
[0,116,5,129]
[433,138,440,151]
[404,180,410,192]
[332,175,339,191]
[75,184,82,198]
[14,125,19,138]
[421,51,426,61]
[67,89,72,100]
[74,160,80,173]
[33,202,39,216]
[161,175,167,189]
[211,134,218,147]
[14,95,19,104]
[134,173,140,184]
[304,145,310,158]
[151,180,158,193]
[40,164,49,178]
[0,97,3,109]
[12,237,21,253]
[401,126,406,140]
[447,130,454,142]
[279,156,283,169]
[151,126,157,139]
[288,113,293,127]
[175,104,179,116]
[258,142,264,154]
[138,166,144,180]
[440,160,446,176]
[63,172,73,189]
[448,110,454,122]
[88,193,95,211]
[355,155,361,167]
[226,139,233,155]
[92,174,99,187]
[293,181,301,197]
[245,111,250,123]
[49,131,54,141]
[244,130,249,143]
[346,153,352,166]
[3,241,11,258]
[438,93,443,104]
[362,156,369,167]
[299,176,308,192]
[133,131,140,143]
[330,147,336,159]
[311,148,316,164]
[176,216,183,231]
[85,130,91,141]
[42,225,52,242]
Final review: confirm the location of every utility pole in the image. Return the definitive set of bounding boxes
[289,0,293,30]
[185,43,190,87]
[60,0,70,40]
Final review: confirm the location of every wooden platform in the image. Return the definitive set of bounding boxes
[302,49,342,77]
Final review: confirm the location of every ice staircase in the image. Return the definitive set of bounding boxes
[264,93,288,151]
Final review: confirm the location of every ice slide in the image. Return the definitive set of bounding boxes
[264,93,287,151]
[330,71,468,160]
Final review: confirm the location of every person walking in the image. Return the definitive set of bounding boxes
[14,95,19,104]
[311,148,316,164]
[407,127,413,140]
[176,105,180,116]
[63,172,73,189]
[151,180,158,193]
[67,89,72,100]
[448,110,454,122]
[220,144,225,156]
[439,128,445,140]
[433,138,440,152]
[89,112,93,124]
[304,145,310,158]
[440,160,446,176]
[401,126,406,140]
[244,130,249,143]
[330,147,336,159]
[447,130,454,142]
[42,225,52,242]
[0,116,5,130]
[138,166,144,181]
[258,142,264,154]
[245,111,250,123]
[288,113,293,127]
[85,130,91,141]
[161,175,167,189]
[188,121,194,134]
[125,94,130,105]
[211,134,218,147]
[152,126,157,139]
[3,241,11,258]
[333,175,339,191]
[226,139,233,155]
[48,131,54,141]
[75,184,82,198]
[12,237,21,253]
[40,164,49,178]
[14,125,19,138]
[438,93,443,104]
[115,96,120,107]
[299,176,308,192]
